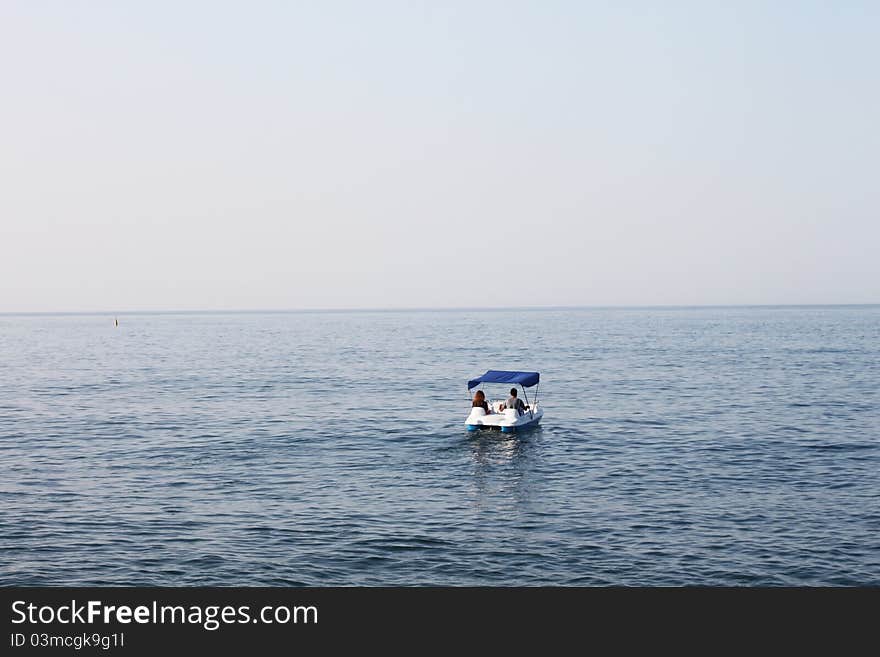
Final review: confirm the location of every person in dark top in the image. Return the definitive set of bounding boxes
[472,390,489,413]
[502,388,528,415]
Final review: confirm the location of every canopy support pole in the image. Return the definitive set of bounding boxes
[521,384,533,419]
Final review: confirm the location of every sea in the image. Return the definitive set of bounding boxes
[1,306,878,585]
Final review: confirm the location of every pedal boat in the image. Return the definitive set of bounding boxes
[465,370,543,433]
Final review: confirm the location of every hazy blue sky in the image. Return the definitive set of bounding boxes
[2,1,878,311]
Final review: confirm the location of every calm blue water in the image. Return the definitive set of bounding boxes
[1,307,878,585]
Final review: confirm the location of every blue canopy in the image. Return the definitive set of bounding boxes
[468,370,540,390]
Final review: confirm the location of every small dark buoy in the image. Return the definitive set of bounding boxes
[115,317,119,327]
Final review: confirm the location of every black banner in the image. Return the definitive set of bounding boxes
[1,587,875,654]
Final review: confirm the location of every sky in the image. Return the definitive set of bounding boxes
[1,1,878,312]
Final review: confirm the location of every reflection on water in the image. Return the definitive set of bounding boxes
[467,428,545,511]
[469,429,540,466]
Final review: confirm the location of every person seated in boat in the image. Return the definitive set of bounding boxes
[501,388,529,415]
[472,390,490,413]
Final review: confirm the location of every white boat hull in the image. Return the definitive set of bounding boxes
[465,404,543,433]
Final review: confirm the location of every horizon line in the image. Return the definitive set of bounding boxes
[1,302,879,317]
